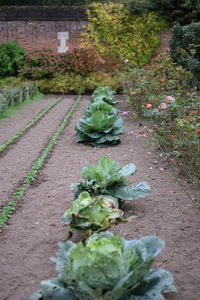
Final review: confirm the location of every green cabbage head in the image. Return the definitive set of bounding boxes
[91,86,118,106]
[61,191,122,235]
[29,232,176,300]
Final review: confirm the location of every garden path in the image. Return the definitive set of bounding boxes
[0,96,199,300]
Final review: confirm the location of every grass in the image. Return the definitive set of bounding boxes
[0,95,81,232]
[0,92,43,119]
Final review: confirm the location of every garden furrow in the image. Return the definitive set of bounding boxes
[0,95,59,144]
[0,96,63,153]
[0,96,77,209]
[0,97,199,300]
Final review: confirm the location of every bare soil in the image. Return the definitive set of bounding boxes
[0,96,76,209]
[0,95,199,300]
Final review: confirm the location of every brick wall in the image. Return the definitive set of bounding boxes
[0,7,88,52]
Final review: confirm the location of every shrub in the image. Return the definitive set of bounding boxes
[0,41,25,78]
[170,22,200,89]
[37,72,122,94]
[127,0,200,24]
[152,0,200,24]
[19,49,71,80]
[70,47,105,76]
[121,53,200,184]
[38,74,86,94]
[80,3,166,67]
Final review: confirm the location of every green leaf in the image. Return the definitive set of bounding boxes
[28,278,77,300]
[109,181,151,200]
[120,163,137,177]
[131,269,177,299]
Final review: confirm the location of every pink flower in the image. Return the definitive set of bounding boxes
[124,59,129,63]
[159,103,167,109]
[166,96,175,103]
[146,102,152,109]
[160,78,166,82]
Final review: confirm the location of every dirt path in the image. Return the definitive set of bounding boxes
[0,96,76,208]
[0,97,199,300]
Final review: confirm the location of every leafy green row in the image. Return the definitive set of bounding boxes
[0,96,81,231]
[76,86,124,147]
[0,96,63,153]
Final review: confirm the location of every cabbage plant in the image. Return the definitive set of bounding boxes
[29,232,176,300]
[71,157,151,207]
[84,99,119,118]
[61,191,122,236]
[91,86,118,106]
[76,111,123,147]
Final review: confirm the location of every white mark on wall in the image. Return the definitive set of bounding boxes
[57,32,69,53]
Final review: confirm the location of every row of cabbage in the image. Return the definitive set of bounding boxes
[75,87,124,147]
[0,82,38,115]
[29,88,176,299]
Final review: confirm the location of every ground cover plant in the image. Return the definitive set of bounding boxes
[76,87,124,146]
[71,156,151,208]
[29,231,176,300]
[122,52,200,185]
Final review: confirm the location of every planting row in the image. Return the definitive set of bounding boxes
[0,82,39,115]
[0,96,62,153]
[29,155,176,300]
[0,96,81,230]
[28,87,176,300]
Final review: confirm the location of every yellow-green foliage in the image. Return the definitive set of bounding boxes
[81,3,167,66]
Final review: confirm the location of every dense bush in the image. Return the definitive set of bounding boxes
[170,22,200,89]
[19,49,71,79]
[127,0,200,24]
[80,3,166,66]
[122,53,200,184]
[0,41,25,78]
[38,72,123,94]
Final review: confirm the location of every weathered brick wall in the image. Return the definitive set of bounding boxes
[0,7,88,52]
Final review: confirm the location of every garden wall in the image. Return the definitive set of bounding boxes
[0,6,87,52]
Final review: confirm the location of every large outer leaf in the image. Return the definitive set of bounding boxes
[28,278,77,300]
[120,163,137,177]
[109,181,151,200]
[129,269,176,300]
